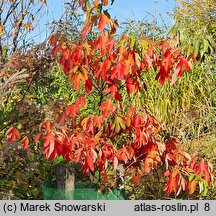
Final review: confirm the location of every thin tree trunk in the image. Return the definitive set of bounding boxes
[55,163,75,199]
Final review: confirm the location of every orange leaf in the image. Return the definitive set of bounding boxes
[144,157,153,174]
[70,73,86,90]
[99,100,116,117]
[93,0,99,6]
[44,119,51,131]
[188,179,196,195]
[98,14,110,31]
[23,136,29,149]
[93,115,104,127]
[34,133,42,144]
[81,117,90,131]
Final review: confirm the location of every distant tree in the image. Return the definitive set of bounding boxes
[171,0,215,60]
[0,0,47,65]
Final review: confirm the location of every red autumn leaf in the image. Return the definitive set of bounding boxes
[85,155,95,172]
[95,35,108,55]
[50,34,57,46]
[66,104,80,119]
[85,77,93,93]
[103,85,117,97]
[93,115,104,128]
[171,57,190,86]
[62,59,71,74]
[163,174,179,196]
[106,37,116,55]
[99,100,116,116]
[97,59,111,81]
[155,66,170,85]
[126,78,140,94]
[163,50,173,75]
[34,133,42,144]
[6,127,21,143]
[62,48,70,60]
[165,137,178,152]
[23,136,29,149]
[196,161,211,183]
[102,0,108,6]
[134,130,148,148]
[117,151,127,163]
[127,107,137,116]
[176,57,190,77]
[75,95,86,108]
[103,85,122,101]
[71,48,83,65]
[82,22,92,39]
[131,114,144,127]
[75,148,83,163]
[116,147,128,163]
[98,14,110,31]
[86,120,94,133]
[110,62,125,80]
[43,132,56,159]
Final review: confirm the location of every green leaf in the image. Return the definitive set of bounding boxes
[111,116,126,133]
[206,35,215,47]
[187,45,193,56]
[179,31,185,43]
[129,35,136,48]
[189,174,195,182]
[202,38,210,54]
[201,180,208,196]
[194,174,200,181]
[193,40,200,57]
